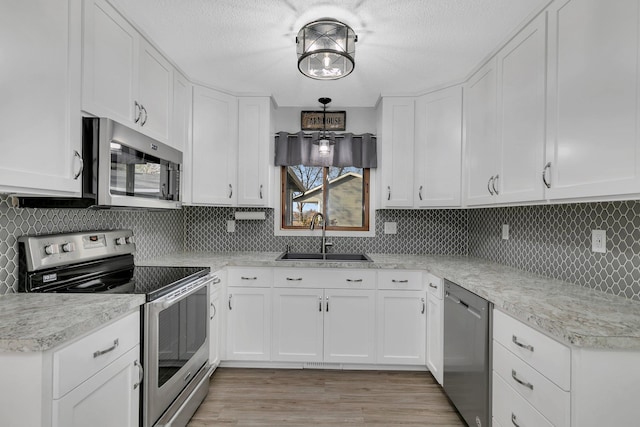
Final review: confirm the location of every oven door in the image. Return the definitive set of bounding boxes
[143,275,211,427]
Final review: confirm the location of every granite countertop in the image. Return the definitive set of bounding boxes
[0,294,145,352]
[139,251,640,350]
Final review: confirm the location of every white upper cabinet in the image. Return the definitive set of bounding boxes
[545,0,640,200]
[191,85,238,205]
[378,97,416,208]
[464,58,499,205]
[414,86,463,207]
[82,0,173,143]
[495,13,547,204]
[0,0,82,196]
[237,97,274,207]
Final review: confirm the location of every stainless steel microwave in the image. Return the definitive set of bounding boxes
[17,117,182,209]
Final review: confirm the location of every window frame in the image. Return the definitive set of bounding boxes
[280,166,371,232]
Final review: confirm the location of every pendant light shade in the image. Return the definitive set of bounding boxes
[296,19,357,80]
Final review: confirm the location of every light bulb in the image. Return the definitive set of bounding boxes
[323,54,331,69]
[318,139,330,155]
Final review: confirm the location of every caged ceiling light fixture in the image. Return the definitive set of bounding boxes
[296,18,357,80]
[315,97,334,156]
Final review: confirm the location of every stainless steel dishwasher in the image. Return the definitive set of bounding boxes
[443,279,492,427]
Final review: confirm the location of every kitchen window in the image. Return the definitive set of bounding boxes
[281,165,370,231]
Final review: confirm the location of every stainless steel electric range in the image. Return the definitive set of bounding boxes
[18,229,214,427]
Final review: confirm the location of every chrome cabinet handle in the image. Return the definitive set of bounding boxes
[286,277,302,281]
[511,369,534,390]
[492,174,499,195]
[134,101,141,123]
[93,339,119,358]
[228,294,232,310]
[542,161,551,188]
[418,185,423,201]
[73,150,84,180]
[133,360,144,389]
[229,184,233,198]
[259,184,263,199]
[212,276,221,285]
[487,176,495,195]
[421,297,425,314]
[140,105,148,126]
[387,186,391,200]
[318,297,322,312]
[325,296,329,312]
[392,279,409,283]
[210,302,216,320]
[241,276,257,280]
[429,283,438,289]
[512,335,534,352]
[511,413,520,427]
[346,278,363,283]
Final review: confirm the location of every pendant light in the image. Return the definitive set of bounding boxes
[315,97,334,156]
[296,19,357,80]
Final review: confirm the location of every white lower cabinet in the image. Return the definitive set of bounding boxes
[226,287,271,361]
[209,270,224,368]
[425,273,444,384]
[376,290,426,365]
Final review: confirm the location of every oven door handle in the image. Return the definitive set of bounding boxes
[155,275,213,309]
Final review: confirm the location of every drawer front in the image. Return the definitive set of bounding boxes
[493,309,571,390]
[273,268,376,289]
[425,273,443,298]
[378,270,424,290]
[53,311,140,399]
[228,267,272,287]
[493,371,554,427]
[493,341,570,427]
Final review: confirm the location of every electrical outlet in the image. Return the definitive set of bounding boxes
[384,222,397,234]
[227,220,236,233]
[592,229,606,253]
[502,224,509,240]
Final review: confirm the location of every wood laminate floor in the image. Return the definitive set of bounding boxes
[187,368,465,426]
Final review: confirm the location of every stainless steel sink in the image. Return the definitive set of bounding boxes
[276,252,372,262]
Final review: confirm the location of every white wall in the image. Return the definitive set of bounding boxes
[274,106,377,134]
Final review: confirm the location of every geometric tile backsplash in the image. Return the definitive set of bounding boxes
[2,192,640,302]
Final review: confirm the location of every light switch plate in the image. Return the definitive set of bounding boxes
[592,229,606,253]
[227,220,236,233]
[384,222,397,234]
[502,224,509,240]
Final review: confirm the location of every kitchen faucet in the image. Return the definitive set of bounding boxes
[310,213,333,255]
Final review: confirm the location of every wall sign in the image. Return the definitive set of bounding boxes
[301,111,346,131]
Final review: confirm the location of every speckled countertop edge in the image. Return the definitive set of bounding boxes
[138,251,640,350]
[0,294,145,352]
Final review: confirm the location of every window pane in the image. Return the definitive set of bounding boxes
[283,165,324,227]
[326,167,364,228]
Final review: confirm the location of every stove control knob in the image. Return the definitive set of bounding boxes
[116,237,127,246]
[44,244,60,255]
[61,242,76,253]
[125,236,134,244]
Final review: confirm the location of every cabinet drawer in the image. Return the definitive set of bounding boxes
[378,270,423,290]
[493,371,554,427]
[494,341,570,426]
[425,273,443,298]
[228,267,272,287]
[53,311,140,399]
[274,268,376,289]
[493,309,571,390]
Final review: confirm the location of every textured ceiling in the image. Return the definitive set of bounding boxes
[110,0,549,107]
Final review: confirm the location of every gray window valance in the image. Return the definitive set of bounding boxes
[274,131,377,168]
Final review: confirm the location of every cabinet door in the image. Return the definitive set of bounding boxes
[0,0,82,195]
[226,287,270,361]
[209,286,221,367]
[426,292,443,385]
[324,289,375,363]
[82,0,137,126]
[379,97,415,208]
[376,290,426,365]
[137,39,172,142]
[53,346,140,427]
[191,86,238,205]
[414,87,463,207]
[171,71,191,152]
[237,97,273,207]
[464,58,499,205]
[546,0,640,199]
[272,288,324,362]
[496,14,547,204]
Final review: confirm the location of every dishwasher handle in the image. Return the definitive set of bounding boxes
[445,291,483,319]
